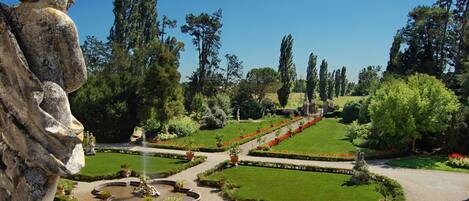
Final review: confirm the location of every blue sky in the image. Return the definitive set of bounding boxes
[2,0,432,82]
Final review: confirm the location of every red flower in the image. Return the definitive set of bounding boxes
[449,153,464,159]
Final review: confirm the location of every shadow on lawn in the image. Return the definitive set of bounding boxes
[386,155,447,169]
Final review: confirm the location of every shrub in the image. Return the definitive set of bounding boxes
[209,93,233,118]
[239,99,264,119]
[447,153,469,169]
[191,93,208,120]
[202,106,228,129]
[167,116,198,137]
[261,99,278,115]
[342,101,361,123]
[158,133,178,141]
[141,118,161,137]
[345,121,370,146]
[358,98,371,124]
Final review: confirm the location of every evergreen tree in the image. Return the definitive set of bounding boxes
[386,30,404,74]
[181,9,223,96]
[334,69,341,97]
[277,34,296,107]
[328,71,335,100]
[81,36,110,74]
[340,66,347,96]
[306,52,318,101]
[319,60,328,102]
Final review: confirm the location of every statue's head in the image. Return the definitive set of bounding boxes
[19,0,75,12]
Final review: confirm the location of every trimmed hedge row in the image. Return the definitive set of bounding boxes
[147,116,304,152]
[249,149,408,161]
[197,160,405,201]
[65,149,207,182]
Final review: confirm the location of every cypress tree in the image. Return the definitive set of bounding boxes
[319,60,328,102]
[340,66,347,96]
[328,71,335,100]
[334,70,341,97]
[306,52,318,101]
[277,34,296,107]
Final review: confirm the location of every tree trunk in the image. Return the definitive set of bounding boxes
[412,138,416,153]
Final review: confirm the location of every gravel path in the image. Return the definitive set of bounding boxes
[71,115,469,201]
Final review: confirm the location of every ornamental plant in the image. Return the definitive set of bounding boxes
[447,153,469,169]
[215,133,224,147]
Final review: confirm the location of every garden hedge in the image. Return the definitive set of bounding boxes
[65,148,206,182]
[197,160,405,201]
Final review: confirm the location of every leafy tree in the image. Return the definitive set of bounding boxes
[369,74,460,151]
[190,93,208,120]
[340,66,347,96]
[334,69,341,97]
[342,101,362,124]
[160,15,177,42]
[224,54,244,90]
[386,30,404,75]
[293,79,306,93]
[245,68,280,101]
[277,34,296,107]
[306,53,318,101]
[355,66,381,96]
[319,60,328,101]
[181,9,223,96]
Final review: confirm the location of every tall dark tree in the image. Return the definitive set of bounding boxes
[245,68,280,101]
[277,34,296,107]
[340,66,347,96]
[334,69,341,97]
[181,9,223,96]
[224,54,244,90]
[328,71,335,100]
[386,30,404,74]
[160,15,177,42]
[306,52,318,101]
[319,60,328,102]
[355,66,381,96]
[454,0,469,73]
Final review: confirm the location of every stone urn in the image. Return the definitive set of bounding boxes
[186,151,195,161]
[230,155,239,166]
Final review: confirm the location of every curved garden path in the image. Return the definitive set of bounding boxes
[72,117,469,201]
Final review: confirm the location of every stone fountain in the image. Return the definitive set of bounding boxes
[0,0,86,200]
[133,176,161,197]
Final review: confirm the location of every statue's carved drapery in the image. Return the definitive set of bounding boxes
[0,1,86,200]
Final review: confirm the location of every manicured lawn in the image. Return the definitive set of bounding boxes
[208,166,382,201]
[79,153,187,176]
[166,115,289,148]
[266,92,364,109]
[387,155,469,173]
[271,118,368,155]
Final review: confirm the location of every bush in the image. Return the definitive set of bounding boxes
[209,93,232,118]
[345,121,370,145]
[167,116,198,137]
[191,93,208,120]
[142,118,161,137]
[202,106,228,129]
[358,98,371,124]
[240,99,264,119]
[261,99,278,115]
[157,133,178,140]
[342,101,362,123]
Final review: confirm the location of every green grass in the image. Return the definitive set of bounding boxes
[387,155,469,173]
[79,153,187,176]
[271,118,369,155]
[266,92,364,109]
[166,115,289,148]
[208,166,382,201]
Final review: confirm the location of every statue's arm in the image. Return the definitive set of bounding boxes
[53,9,87,93]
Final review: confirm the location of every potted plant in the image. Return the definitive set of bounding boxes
[120,164,131,178]
[174,180,185,192]
[185,139,195,161]
[228,144,241,165]
[215,133,224,148]
[97,191,113,200]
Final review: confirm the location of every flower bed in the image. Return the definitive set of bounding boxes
[447,153,469,169]
[197,160,405,201]
[259,116,322,148]
[147,116,304,152]
[66,149,206,182]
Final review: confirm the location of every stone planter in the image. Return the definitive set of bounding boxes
[230,156,239,165]
[186,151,195,161]
[120,170,131,178]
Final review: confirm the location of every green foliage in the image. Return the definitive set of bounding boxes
[224,54,244,90]
[327,71,335,100]
[277,34,296,107]
[238,99,264,119]
[342,101,362,124]
[334,69,342,97]
[306,53,319,101]
[191,93,208,120]
[319,60,328,101]
[370,74,460,150]
[345,121,371,146]
[168,116,198,137]
[246,67,280,101]
[358,98,371,124]
[202,106,228,129]
[340,67,347,96]
[209,93,233,118]
[355,66,380,96]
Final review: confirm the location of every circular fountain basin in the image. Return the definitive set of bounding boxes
[92,180,201,201]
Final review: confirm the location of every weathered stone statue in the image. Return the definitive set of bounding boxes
[302,93,310,116]
[0,0,86,200]
[84,132,96,156]
[350,150,370,184]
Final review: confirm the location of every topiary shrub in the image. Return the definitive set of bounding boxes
[239,99,264,119]
[167,116,199,137]
[342,101,362,123]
